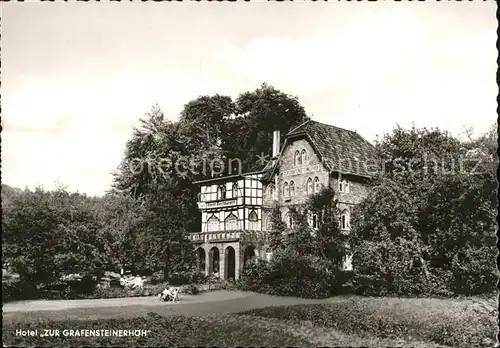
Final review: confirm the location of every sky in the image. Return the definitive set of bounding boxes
[1,1,497,196]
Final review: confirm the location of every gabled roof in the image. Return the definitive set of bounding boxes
[266,120,379,180]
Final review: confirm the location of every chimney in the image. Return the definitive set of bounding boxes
[272,130,280,158]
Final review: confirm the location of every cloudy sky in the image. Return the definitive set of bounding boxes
[2,2,496,196]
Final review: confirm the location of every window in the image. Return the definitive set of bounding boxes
[312,213,319,229]
[338,178,349,193]
[342,255,353,271]
[301,149,307,164]
[266,252,273,262]
[283,182,290,197]
[267,184,276,200]
[339,210,350,230]
[248,211,259,230]
[266,214,273,231]
[294,151,301,166]
[290,181,295,196]
[225,214,238,231]
[314,177,320,192]
[207,216,220,232]
[232,183,239,198]
[307,211,319,229]
[217,185,226,200]
[306,178,313,194]
[284,212,294,228]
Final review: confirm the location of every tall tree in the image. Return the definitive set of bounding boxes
[350,124,497,296]
[225,84,309,172]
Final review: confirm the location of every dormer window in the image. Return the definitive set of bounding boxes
[294,151,301,166]
[290,181,295,196]
[301,149,307,164]
[283,182,290,197]
[306,178,313,194]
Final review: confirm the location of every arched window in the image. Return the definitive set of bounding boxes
[207,216,220,232]
[267,184,275,199]
[338,178,349,193]
[266,214,273,231]
[217,185,226,200]
[306,178,313,194]
[294,151,301,166]
[308,211,319,229]
[289,181,295,196]
[339,210,350,231]
[301,149,307,164]
[224,213,238,231]
[248,211,259,230]
[314,177,320,192]
[284,212,294,228]
[283,182,290,197]
[232,183,239,198]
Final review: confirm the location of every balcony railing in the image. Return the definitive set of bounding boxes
[188,230,267,243]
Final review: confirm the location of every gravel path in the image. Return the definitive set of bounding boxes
[2,290,327,324]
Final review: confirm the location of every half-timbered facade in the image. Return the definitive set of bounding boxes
[189,120,378,280]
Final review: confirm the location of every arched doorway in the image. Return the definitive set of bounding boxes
[225,246,236,281]
[196,248,206,273]
[208,247,220,276]
[243,245,258,268]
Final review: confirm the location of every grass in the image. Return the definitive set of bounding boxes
[240,296,498,348]
[3,312,311,347]
[3,294,497,347]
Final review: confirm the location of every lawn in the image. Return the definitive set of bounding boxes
[241,295,498,348]
[3,312,311,347]
[3,295,497,347]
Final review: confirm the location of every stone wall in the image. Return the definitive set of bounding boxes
[276,138,330,207]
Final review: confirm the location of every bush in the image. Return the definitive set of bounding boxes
[150,271,164,285]
[181,283,199,295]
[237,251,336,299]
[2,280,40,302]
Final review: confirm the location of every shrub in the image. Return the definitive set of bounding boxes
[181,283,199,295]
[2,280,40,302]
[238,251,336,299]
[150,270,164,284]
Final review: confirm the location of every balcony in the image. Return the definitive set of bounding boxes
[188,230,267,244]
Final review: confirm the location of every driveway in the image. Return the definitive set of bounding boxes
[3,290,328,324]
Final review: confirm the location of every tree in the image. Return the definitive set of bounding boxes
[267,205,286,252]
[93,193,147,273]
[306,186,346,268]
[225,84,309,172]
[2,187,108,282]
[350,124,497,296]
